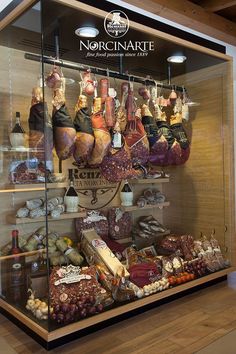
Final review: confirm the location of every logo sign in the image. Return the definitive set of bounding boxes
[104,10,129,38]
[72,168,121,210]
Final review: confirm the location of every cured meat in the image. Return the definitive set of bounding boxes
[104,96,116,129]
[28,87,53,168]
[100,78,109,103]
[88,97,111,167]
[115,83,129,132]
[124,108,149,166]
[155,112,181,166]
[170,113,190,164]
[100,142,137,182]
[73,95,94,166]
[52,87,76,160]
[81,69,94,96]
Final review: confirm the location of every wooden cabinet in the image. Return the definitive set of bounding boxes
[0,0,235,348]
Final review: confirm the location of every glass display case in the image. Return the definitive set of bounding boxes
[0,0,235,348]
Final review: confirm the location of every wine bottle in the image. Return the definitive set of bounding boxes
[11,112,25,133]
[64,169,79,212]
[7,230,26,305]
[120,180,133,206]
[9,112,26,148]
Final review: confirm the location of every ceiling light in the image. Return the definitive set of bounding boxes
[75,27,99,38]
[167,55,187,63]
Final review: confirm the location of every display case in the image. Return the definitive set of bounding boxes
[0,0,235,348]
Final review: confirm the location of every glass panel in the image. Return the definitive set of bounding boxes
[0,0,233,338]
[0,1,50,331]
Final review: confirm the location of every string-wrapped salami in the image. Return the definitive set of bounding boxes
[170,112,190,164]
[73,95,94,166]
[52,84,76,160]
[88,97,111,167]
[28,87,53,169]
[104,96,116,129]
[100,78,109,103]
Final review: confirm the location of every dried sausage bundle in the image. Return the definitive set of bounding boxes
[52,85,76,160]
[73,95,94,166]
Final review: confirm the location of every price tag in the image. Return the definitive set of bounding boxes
[112,132,122,148]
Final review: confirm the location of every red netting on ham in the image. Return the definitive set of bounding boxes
[100,143,138,182]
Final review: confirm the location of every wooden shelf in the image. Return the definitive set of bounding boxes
[0,267,234,342]
[0,146,44,153]
[7,211,87,224]
[129,178,169,184]
[122,201,170,212]
[0,249,46,261]
[0,182,68,193]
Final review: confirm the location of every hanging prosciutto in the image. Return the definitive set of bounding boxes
[73,95,94,166]
[88,97,111,167]
[28,87,53,168]
[52,80,76,160]
[170,112,190,164]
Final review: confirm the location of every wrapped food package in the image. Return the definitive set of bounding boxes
[50,265,113,324]
[76,210,109,240]
[107,208,132,240]
[73,95,94,166]
[52,87,76,160]
[9,159,50,184]
[82,229,129,277]
[88,97,111,167]
[28,87,53,167]
[129,262,161,288]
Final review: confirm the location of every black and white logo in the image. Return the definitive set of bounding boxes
[104,10,129,38]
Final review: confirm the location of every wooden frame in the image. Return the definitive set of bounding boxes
[0,0,235,345]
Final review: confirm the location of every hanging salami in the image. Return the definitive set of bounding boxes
[73,95,94,166]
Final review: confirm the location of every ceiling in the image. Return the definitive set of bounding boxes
[125,0,236,46]
[190,0,236,22]
[0,0,226,83]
